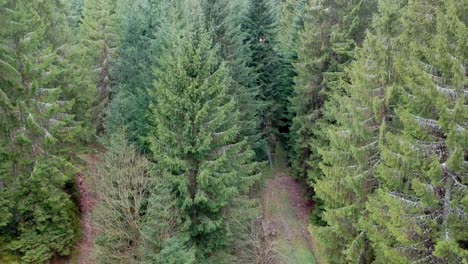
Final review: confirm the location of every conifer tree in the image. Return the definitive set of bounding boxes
[144,1,258,259]
[78,0,119,135]
[0,0,80,262]
[69,0,83,31]
[289,1,376,231]
[202,0,261,151]
[105,0,163,150]
[142,177,196,264]
[364,0,468,262]
[314,0,403,262]
[289,0,377,181]
[276,0,307,56]
[243,0,291,161]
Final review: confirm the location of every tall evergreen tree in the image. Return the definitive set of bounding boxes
[0,0,80,262]
[243,0,291,161]
[144,1,259,260]
[289,0,377,181]
[78,0,119,135]
[276,0,307,56]
[104,0,163,151]
[202,0,261,152]
[314,0,403,262]
[364,0,468,262]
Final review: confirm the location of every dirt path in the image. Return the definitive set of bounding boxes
[75,155,98,264]
[263,174,317,264]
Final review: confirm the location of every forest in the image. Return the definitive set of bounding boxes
[0,0,467,263]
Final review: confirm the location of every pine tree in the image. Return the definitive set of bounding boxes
[314,0,404,262]
[276,0,307,56]
[144,1,258,259]
[364,0,468,262]
[289,0,377,181]
[202,0,261,152]
[78,0,119,135]
[141,177,196,264]
[0,1,80,262]
[243,0,291,161]
[105,0,163,151]
[92,130,151,263]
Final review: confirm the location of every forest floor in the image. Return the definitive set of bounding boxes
[261,146,322,264]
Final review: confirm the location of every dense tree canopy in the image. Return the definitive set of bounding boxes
[0,0,466,263]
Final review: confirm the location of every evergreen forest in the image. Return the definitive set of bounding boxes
[0,0,467,263]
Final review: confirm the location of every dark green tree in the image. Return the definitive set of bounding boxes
[104,0,164,151]
[144,2,256,256]
[0,1,81,262]
[289,0,377,181]
[144,1,259,260]
[243,0,292,162]
[78,0,119,135]
[202,0,261,151]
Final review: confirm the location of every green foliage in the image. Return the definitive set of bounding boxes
[149,236,196,264]
[276,0,307,54]
[312,0,401,262]
[77,0,119,135]
[364,0,468,262]
[243,0,293,159]
[142,178,190,263]
[289,0,377,182]
[0,1,81,262]
[144,1,259,259]
[2,0,467,262]
[9,158,78,263]
[104,0,164,151]
[202,0,261,152]
[309,0,468,263]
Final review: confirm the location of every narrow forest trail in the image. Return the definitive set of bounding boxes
[74,154,98,264]
[261,147,321,264]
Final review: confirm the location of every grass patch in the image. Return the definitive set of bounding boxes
[261,144,317,263]
[269,190,316,264]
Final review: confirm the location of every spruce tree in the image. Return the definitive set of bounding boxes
[105,0,163,151]
[314,0,404,262]
[0,1,80,262]
[141,177,196,264]
[364,0,468,262]
[145,1,258,259]
[78,0,119,135]
[243,0,291,161]
[289,0,376,230]
[276,0,307,54]
[289,0,330,181]
[202,0,261,152]
[289,0,377,181]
